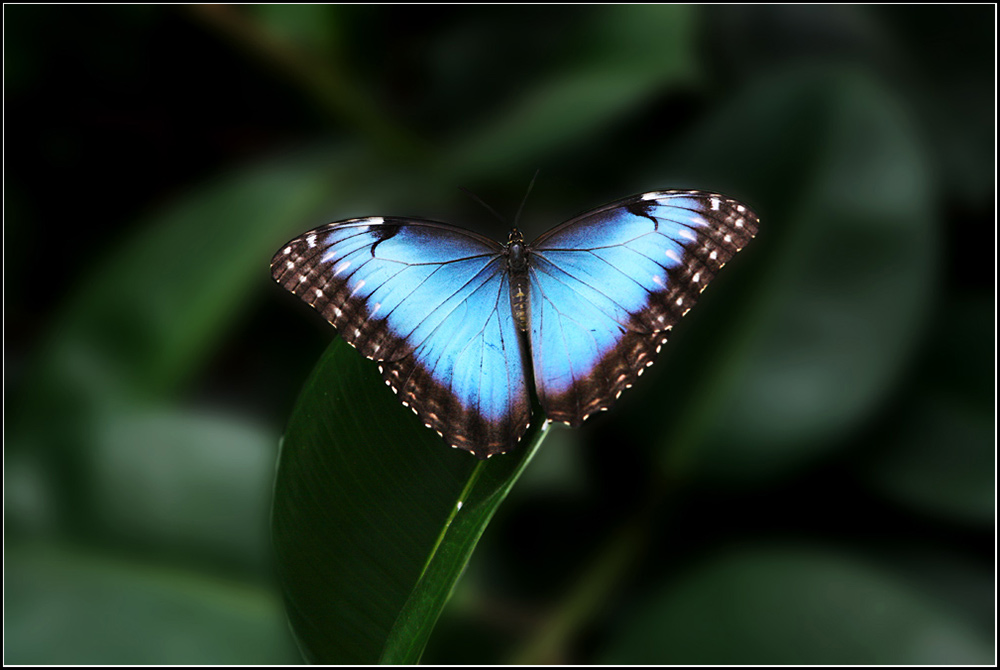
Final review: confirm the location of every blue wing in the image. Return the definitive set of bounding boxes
[271,217,531,458]
[526,190,758,425]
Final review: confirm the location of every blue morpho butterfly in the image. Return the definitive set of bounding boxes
[272,189,758,459]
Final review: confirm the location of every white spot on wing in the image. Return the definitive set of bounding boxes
[350,279,366,296]
[710,197,720,211]
[665,249,682,263]
[334,260,351,275]
[306,234,317,248]
[679,229,697,241]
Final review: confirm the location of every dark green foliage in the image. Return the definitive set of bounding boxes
[5,5,993,664]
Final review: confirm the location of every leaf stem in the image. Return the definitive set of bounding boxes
[508,514,646,665]
[380,422,551,664]
[416,460,487,584]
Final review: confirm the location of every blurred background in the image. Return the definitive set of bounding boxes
[4,5,994,664]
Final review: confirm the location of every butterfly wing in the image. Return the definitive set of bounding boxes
[527,190,758,425]
[272,217,531,458]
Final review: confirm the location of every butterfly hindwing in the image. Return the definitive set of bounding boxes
[271,217,531,458]
[380,267,530,457]
[527,191,759,425]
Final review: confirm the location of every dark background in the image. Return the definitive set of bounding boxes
[4,5,994,664]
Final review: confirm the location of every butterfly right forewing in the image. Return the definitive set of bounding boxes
[526,191,759,426]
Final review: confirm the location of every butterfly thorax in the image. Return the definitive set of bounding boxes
[506,228,530,332]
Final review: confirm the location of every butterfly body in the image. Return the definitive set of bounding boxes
[272,190,758,458]
[503,229,532,331]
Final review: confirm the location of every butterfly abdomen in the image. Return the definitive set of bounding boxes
[509,274,530,332]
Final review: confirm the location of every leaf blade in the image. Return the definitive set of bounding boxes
[272,337,549,664]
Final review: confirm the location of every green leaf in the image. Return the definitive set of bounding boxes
[644,66,938,480]
[272,338,549,664]
[4,541,298,665]
[17,148,347,427]
[861,296,994,525]
[6,146,365,536]
[448,5,699,175]
[87,409,280,572]
[598,546,993,664]
[5,407,281,572]
[249,5,342,57]
[865,394,993,525]
[7,144,420,554]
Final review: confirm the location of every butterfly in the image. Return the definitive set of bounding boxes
[272,190,758,459]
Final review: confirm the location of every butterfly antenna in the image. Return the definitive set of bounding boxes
[459,186,508,226]
[513,169,540,229]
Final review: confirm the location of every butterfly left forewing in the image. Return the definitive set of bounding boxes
[527,191,758,426]
[272,218,531,458]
